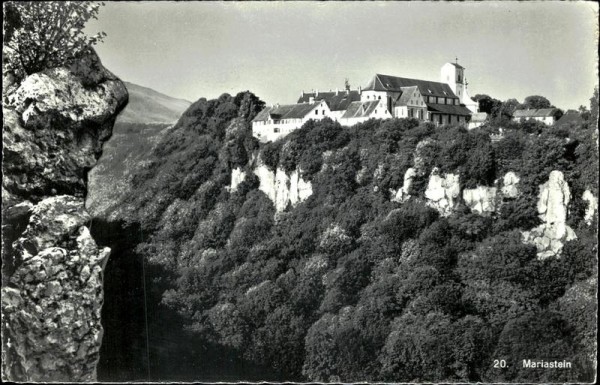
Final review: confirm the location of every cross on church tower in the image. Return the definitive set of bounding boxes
[455,56,458,64]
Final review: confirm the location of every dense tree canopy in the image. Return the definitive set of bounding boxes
[115,91,597,382]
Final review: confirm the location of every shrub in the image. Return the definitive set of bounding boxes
[3,1,106,78]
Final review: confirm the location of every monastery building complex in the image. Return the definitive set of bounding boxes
[252,62,482,142]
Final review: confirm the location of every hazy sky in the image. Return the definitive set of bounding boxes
[85,1,598,110]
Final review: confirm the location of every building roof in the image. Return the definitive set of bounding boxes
[297,90,361,111]
[396,86,419,106]
[513,108,557,118]
[364,74,457,98]
[252,102,321,122]
[426,102,472,116]
[448,62,465,70]
[554,111,583,127]
[470,112,489,122]
[340,100,380,119]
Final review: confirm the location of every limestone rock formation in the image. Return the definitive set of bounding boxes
[424,168,460,216]
[254,163,313,212]
[2,50,127,381]
[522,170,577,259]
[391,168,415,203]
[230,167,247,192]
[3,52,127,204]
[582,189,598,226]
[501,171,520,199]
[463,186,497,215]
[3,197,109,381]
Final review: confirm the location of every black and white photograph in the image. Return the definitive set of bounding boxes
[1,1,598,383]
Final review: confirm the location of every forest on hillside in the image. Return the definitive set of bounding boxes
[103,91,597,382]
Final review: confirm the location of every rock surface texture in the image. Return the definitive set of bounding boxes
[462,186,497,215]
[2,50,127,381]
[582,189,598,226]
[254,163,313,212]
[424,168,460,216]
[391,168,415,203]
[522,170,577,259]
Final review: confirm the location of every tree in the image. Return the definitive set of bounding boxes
[590,87,598,130]
[3,1,106,78]
[521,95,552,110]
[473,94,502,115]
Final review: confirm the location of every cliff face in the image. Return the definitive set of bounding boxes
[522,170,577,259]
[1,50,128,381]
[251,164,313,212]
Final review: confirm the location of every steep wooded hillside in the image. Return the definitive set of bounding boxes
[97,92,597,382]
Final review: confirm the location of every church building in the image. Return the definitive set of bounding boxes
[251,61,481,141]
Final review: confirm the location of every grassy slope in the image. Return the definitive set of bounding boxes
[117,82,191,124]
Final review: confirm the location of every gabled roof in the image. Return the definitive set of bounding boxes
[252,102,321,122]
[513,108,557,118]
[340,100,380,119]
[297,90,361,111]
[554,111,583,127]
[426,102,472,116]
[364,74,457,98]
[396,86,419,106]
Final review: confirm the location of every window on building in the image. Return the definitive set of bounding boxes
[274,127,280,133]
[419,110,423,119]
[378,96,381,100]
[322,110,325,115]
[315,110,318,115]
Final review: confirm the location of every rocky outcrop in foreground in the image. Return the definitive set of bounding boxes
[2,50,127,381]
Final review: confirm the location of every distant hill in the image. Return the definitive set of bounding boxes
[87,82,191,217]
[117,82,191,124]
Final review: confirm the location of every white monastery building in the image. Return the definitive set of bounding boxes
[512,108,560,125]
[252,61,482,142]
[252,100,331,143]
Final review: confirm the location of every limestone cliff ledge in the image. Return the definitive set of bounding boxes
[2,50,128,381]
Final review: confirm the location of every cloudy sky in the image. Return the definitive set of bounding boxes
[85,1,598,110]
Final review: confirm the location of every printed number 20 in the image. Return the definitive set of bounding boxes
[494,359,507,368]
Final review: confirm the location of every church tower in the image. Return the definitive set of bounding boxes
[441,60,478,113]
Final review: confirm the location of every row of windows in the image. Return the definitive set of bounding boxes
[256,118,303,125]
[314,109,326,115]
